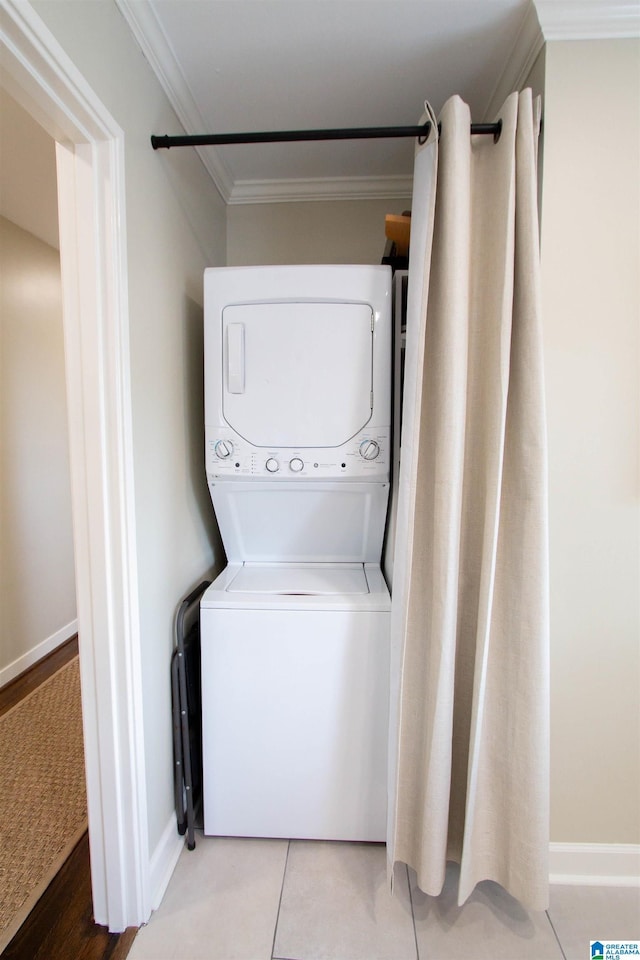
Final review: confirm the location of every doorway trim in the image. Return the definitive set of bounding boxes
[0,0,149,930]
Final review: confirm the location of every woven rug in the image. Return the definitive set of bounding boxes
[0,656,87,952]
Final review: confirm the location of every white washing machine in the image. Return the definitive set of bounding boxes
[201,264,391,841]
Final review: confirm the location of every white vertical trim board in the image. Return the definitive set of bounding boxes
[149,815,186,912]
[0,0,149,931]
[0,620,79,688]
[550,843,640,887]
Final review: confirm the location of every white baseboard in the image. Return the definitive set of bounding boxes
[0,619,78,688]
[149,814,186,913]
[549,842,640,887]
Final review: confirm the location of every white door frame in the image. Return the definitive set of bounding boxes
[0,0,149,930]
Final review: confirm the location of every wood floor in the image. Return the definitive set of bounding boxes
[0,635,79,717]
[1,639,138,960]
[2,834,138,960]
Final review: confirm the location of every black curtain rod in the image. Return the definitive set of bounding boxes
[150,120,502,150]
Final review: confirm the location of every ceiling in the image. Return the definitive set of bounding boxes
[2,1,634,218]
[118,0,543,204]
[117,0,638,205]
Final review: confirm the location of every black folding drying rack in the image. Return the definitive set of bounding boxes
[171,579,211,850]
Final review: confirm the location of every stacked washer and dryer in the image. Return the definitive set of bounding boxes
[200,264,392,842]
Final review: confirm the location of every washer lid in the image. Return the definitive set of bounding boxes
[208,480,389,564]
[221,301,373,448]
[226,563,369,595]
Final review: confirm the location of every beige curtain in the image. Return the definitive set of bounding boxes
[387,90,549,911]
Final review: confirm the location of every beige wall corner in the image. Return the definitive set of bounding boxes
[0,216,76,680]
[540,38,640,844]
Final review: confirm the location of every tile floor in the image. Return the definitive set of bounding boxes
[128,834,640,960]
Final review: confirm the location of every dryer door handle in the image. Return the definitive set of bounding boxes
[227,323,245,394]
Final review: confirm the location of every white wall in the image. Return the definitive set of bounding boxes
[0,89,76,683]
[227,197,409,265]
[31,0,227,855]
[540,39,640,844]
[0,88,59,249]
[0,216,76,681]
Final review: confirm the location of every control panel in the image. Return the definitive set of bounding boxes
[206,425,390,481]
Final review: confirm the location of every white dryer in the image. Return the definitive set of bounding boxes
[200,264,391,841]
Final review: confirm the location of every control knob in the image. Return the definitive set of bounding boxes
[289,457,304,472]
[215,439,234,459]
[265,458,279,473]
[359,439,380,461]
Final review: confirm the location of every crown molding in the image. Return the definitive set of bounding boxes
[227,174,414,205]
[116,0,413,205]
[115,0,233,202]
[484,1,544,121]
[534,1,640,40]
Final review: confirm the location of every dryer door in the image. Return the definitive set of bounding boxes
[222,301,372,447]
